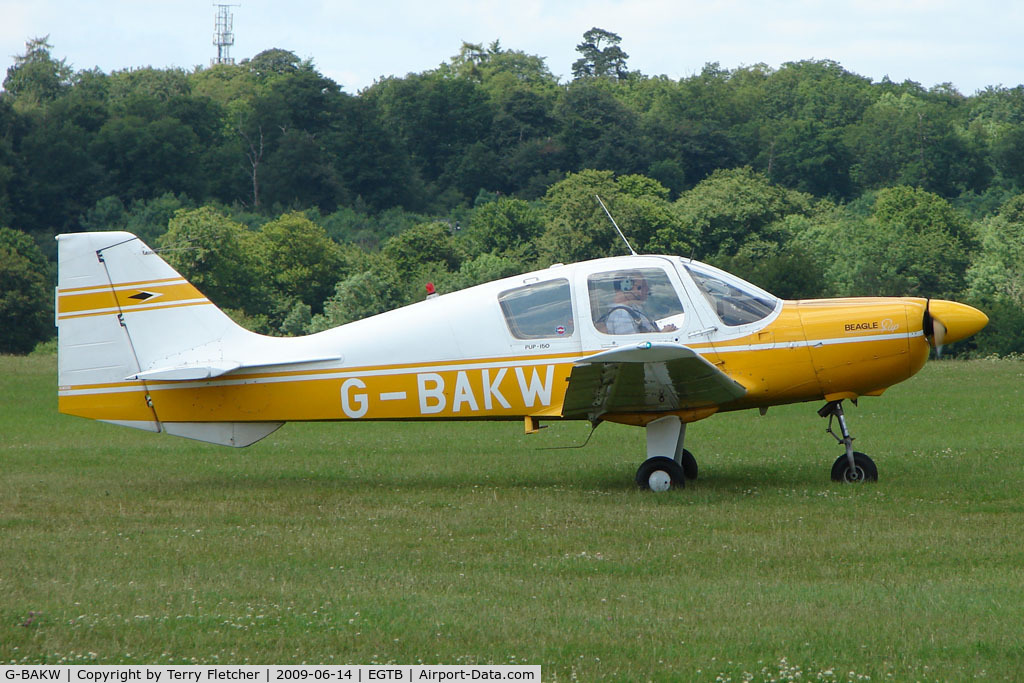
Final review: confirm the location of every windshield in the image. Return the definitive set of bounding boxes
[683,261,778,326]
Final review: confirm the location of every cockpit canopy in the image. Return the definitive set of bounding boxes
[492,256,781,343]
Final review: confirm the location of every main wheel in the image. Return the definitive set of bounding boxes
[636,456,686,491]
[830,451,878,483]
[680,449,698,480]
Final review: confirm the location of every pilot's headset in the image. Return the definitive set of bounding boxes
[614,273,642,293]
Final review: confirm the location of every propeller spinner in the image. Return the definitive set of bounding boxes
[923,299,988,356]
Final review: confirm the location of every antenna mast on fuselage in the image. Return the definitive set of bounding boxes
[595,195,637,256]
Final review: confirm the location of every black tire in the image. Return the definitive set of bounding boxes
[680,449,698,480]
[636,456,686,491]
[830,451,878,483]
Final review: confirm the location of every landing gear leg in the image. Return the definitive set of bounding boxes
[818,400,878,483]
[636,416,693,491]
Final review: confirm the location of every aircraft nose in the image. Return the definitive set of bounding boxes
[925,300,989,346]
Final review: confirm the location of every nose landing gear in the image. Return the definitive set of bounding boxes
[818,400,878,483]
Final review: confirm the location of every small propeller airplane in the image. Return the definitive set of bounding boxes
[55,229,987,490]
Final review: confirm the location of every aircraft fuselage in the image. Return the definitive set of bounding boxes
[58,252,962,431]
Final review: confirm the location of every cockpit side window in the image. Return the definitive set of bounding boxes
[498,278,574,339]
[588,267,685,335]
[684,262,777,326]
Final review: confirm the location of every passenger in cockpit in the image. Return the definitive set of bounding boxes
[604,271,677,334]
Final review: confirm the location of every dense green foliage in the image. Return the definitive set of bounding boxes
[1,34,1022,354]
[0,227,52,353]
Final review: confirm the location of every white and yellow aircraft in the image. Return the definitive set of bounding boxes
[56,230,987,490]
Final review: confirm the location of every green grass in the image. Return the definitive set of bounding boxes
[2,355,1023,680]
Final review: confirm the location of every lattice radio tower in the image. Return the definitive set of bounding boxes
[212,4,238,65]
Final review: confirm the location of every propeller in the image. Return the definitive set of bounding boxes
[922,299,988,358]
[922,299,948,356]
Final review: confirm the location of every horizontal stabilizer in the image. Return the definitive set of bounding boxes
[128,361,242,381]
[126,355,341,381]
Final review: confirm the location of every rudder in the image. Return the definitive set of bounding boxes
[56,231,281,446]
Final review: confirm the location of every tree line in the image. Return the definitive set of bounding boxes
[1,30,1022,355]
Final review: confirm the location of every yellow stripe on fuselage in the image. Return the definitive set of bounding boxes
[58,353,580,423]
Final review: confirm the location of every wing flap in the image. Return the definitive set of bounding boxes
[562,342,746,421]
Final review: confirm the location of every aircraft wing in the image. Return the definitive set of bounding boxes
[561,342,747,422]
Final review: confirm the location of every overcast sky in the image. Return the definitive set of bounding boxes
[2,1,1022,95]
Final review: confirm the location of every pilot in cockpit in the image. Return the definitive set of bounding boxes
[602,271,678,334]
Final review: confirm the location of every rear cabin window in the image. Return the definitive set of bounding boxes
[498,278,575,339]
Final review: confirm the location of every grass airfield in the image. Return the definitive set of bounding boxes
[2,354,1023,681]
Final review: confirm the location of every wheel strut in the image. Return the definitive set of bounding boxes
[818,400,878,483]
[818,400,856,472]
[637,416,691,491]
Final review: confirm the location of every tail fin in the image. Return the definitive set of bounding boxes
[56,231,283,446]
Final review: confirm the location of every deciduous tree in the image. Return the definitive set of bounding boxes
[0,227,52,353]
[157,206,262,312]
[650,167,814,259]
[251,212,347,317]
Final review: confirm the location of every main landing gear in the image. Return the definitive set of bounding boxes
[635,402,878,491]
[635,415,698,491]
[818,400,878,483]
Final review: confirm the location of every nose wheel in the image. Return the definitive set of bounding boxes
[830,451,878,482]
[819,400,878,483]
